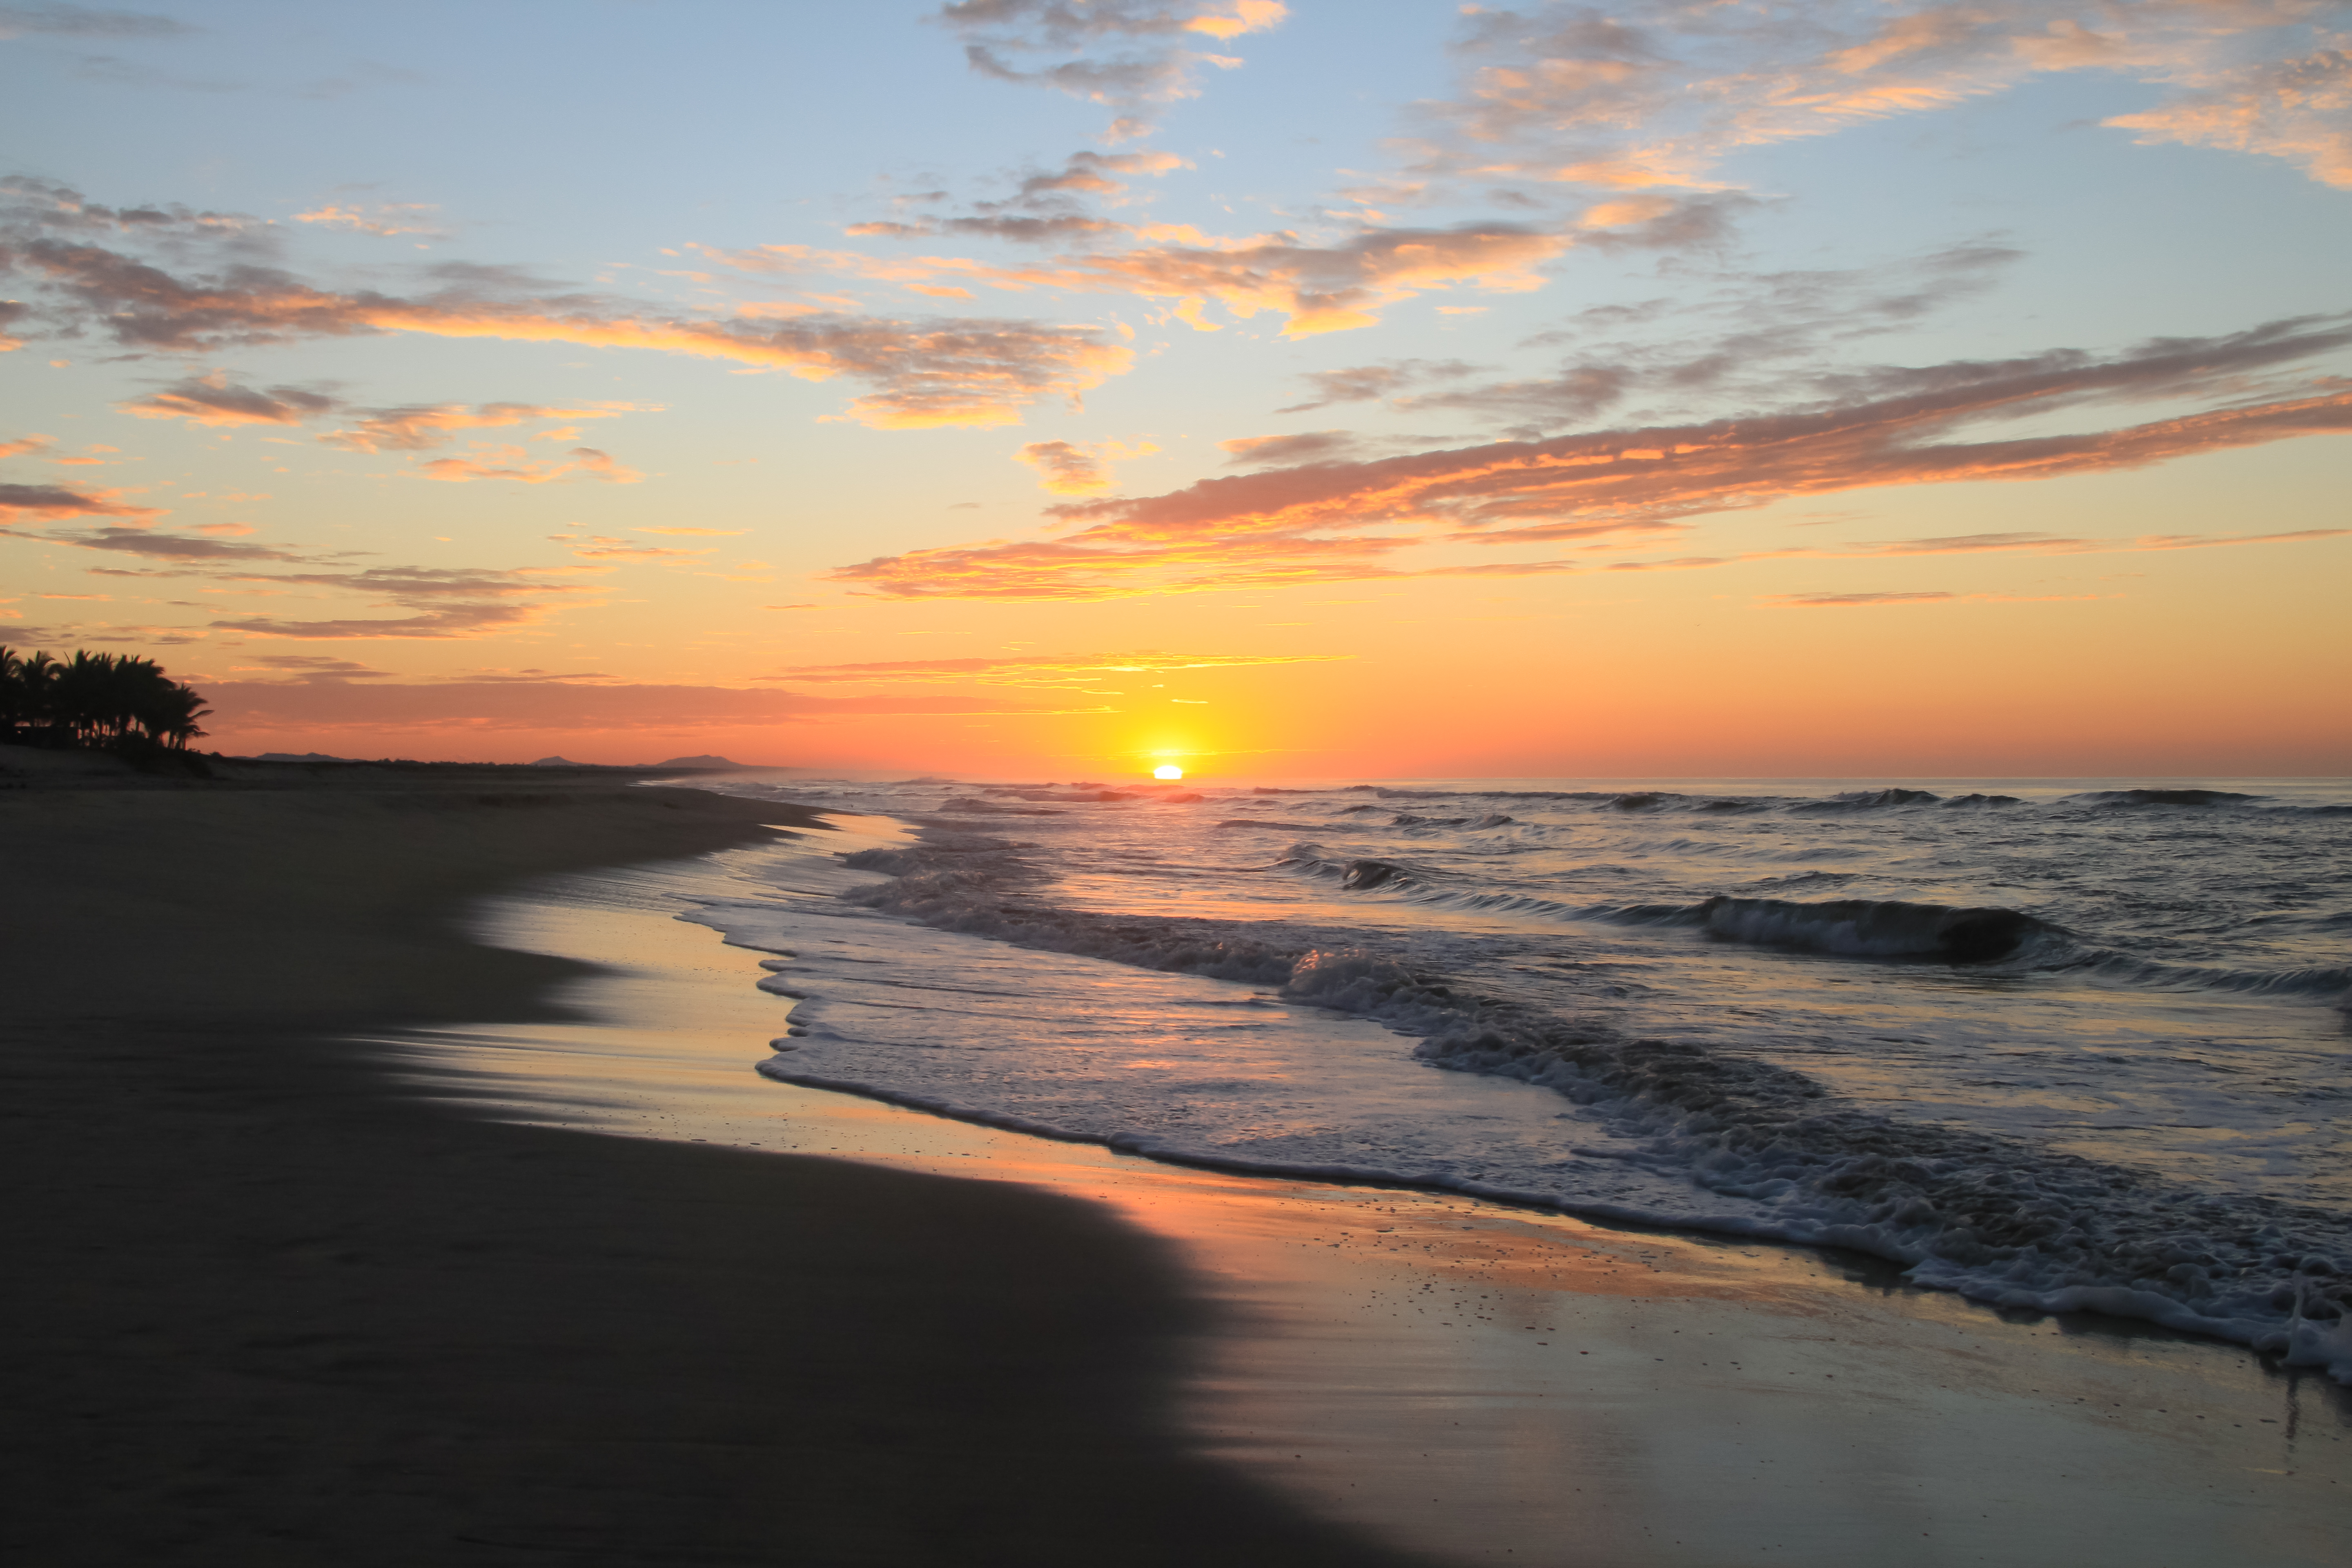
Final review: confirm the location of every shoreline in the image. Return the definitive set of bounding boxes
[0,779,1424,1566]
[381,820,2352,1565]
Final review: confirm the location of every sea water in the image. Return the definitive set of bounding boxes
[672,775,2352,1381]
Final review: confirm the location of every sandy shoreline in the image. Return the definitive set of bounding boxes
[379,816,2352,1565]
[1,770,1420,1566]
[7,761,2345,1565]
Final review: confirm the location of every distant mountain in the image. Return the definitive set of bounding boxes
[256,751,354,762]
[652,754,742,769]
[529,755,584,766]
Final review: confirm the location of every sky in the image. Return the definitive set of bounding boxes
[2,0,2347,778]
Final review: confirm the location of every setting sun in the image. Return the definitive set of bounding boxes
[1152,764,1184,781]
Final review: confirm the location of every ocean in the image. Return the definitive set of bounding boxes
[672,774,2352,1382]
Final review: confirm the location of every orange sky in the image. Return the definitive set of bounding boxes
[3,1,2347,776]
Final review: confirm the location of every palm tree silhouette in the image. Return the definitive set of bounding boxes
[2,646,209,752]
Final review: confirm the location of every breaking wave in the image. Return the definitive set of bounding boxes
[754,834,2352,1382]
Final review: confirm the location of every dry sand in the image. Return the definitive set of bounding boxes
[0,764,1422,1566]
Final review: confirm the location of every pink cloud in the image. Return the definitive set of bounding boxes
[0,222,1130,430]
[414,446,643,484]
[0,481,166,524]
[120,370,337,427]
[827,317,2352,598]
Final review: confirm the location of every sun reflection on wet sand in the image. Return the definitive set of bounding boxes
[361,839,2351,1567]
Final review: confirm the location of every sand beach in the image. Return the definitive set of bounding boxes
[4,755,2343,1566]
[0,757,1416,1566]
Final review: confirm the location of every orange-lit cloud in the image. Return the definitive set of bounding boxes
[773,648,1343,686]
[415,446,644,484]
[1762,590,1958,608]
[207,565,599,639]
[848,149,1196,245]
[0,215,1131,429]
[1409,2,2352,200]
[121,370,337,426]
[1013,437,1158,493]
[829,317,2352,598]
[292,203,444,238]
[2105,48,2352,188]
[204,677,1107,733]
[937,0,1287,111]
[320,400,644,452]
[705,220,1571,336]
[0,481,166,524]
[1219,430,1361,466]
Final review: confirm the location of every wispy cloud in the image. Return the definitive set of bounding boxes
[1402,1,2352,201]
[416,445,643,484]
[292,202,445,238]
[1219,430,1363,466]
[0,185,1133,429]
[207,677,1114,731]
[1762,590,1958,608]
[2105,45,2352,188]
[121,368,336,426]
[828,316,2352,598]
[771,648,1343,687]
[934,0,1287,120]
[320,400,644,452]
[0,4,192,40]
[1013,436,1156,493]
[208,565,598,639]
[704,220,1572,337]
[0,480,165,523]
[51,526,304,559]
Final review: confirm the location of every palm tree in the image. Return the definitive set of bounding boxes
[1,646,207,751]
[3,648,61,743]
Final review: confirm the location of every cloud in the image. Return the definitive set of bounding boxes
[935,0,1287,112]
[1219,430,1362,466]
[113,374,648,455]
[826,316,2352,598]
[231,653,398,680]
[120,369,338,426]
[1013,436,1157,493]
[0,196,1131,428]
[415,445,644,484]
[1026,222,1572,335]
[0,4,191,38]
[1403,1,2352,200]
[706,218,1571,337]
[565,537,707,561]
[50,526,303,559]
[319,400,642,452]
[208,565,596,639]
[2105,47,2352,188]
[1763,590,1958,608]
[205,677,1107,732]
[0,434,53,458]
[1429,241,2025,436]
[773,648,1343,686]
[292,202,445,238]
[1278,359,1480,412]
[0,480,165,523]
[859,149,1196,245]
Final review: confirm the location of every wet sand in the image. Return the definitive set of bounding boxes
[374,826,2351,1567]
[0,774,1421,1566]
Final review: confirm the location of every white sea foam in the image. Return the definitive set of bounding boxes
[679,774,2352,1381]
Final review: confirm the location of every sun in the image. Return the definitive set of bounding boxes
[1153,764,1185,781]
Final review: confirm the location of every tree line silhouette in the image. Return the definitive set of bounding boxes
[2,647,210,753]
